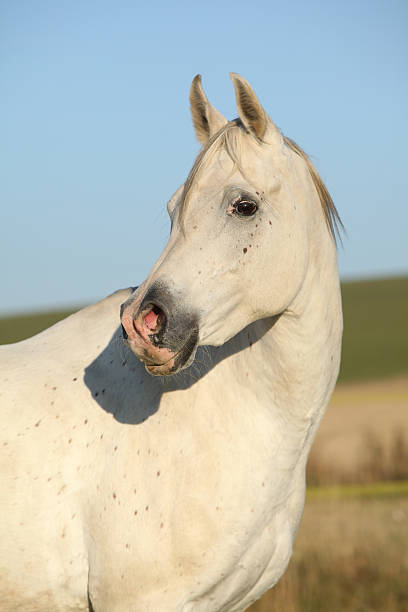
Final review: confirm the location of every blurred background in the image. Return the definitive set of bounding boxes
[1,1,407,610]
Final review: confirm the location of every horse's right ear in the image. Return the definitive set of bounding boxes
[190,75,227,145]
[230,73,282,146]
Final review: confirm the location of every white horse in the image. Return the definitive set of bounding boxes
[1,74,343,611]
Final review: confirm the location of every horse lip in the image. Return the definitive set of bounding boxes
[144,330,199,376]
[143,345,186,371]
[145,362,175,375]
[127,329,181,370]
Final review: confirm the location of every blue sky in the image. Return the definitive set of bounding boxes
[1,0,407,314]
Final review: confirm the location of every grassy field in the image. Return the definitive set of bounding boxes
[247,495,408,612]
[306,376,408,486]
[0,307,78,345]
[340,276,408,382]
[1,276,408,383]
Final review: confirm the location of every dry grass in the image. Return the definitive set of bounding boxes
[307,427,408,486]
[306,376,408,486]
[247,495,408,612]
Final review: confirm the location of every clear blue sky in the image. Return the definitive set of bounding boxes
[1,0,407,314]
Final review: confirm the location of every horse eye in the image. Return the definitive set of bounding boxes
[232,198,258,217]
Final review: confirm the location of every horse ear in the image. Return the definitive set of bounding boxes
[230,73,279,143]
[190,75,227,145]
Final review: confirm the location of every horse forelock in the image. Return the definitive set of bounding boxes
[179,120,344,245]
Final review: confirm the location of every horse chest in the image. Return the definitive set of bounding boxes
[84,406,298,611]
[86,480,294,612]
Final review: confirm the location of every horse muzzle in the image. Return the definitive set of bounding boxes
[120,282,199,376]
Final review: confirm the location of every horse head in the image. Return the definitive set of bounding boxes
[121,74,341,375]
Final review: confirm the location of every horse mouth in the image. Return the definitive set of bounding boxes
[140,329,199,376]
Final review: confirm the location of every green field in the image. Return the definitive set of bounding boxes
[340,275,408,382]
[0,307,79,346]
[1,276,407,382]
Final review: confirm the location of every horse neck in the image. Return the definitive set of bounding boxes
[230,225,342,435]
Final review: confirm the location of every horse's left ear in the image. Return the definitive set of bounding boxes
[190,75,228,145]
[230,73,280,144]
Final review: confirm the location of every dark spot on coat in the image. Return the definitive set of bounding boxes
[113,492,117,499]
[84,419,88,424]
[35,420,41,427]
[72,377,77,381]
[243,248,247,254]
[68,439,72,444]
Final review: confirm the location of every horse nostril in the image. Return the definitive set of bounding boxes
[143,304,167,334]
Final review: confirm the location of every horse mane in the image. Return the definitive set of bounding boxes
[180,120,344,244]
[282,135,344,243]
